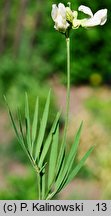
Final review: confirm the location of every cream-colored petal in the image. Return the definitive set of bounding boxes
[72,11,78,19]
[78,5,93,17]
[51,4,58,21]
[72,19,81,29]
[55,15,63,26]
[94,9,107,25]
[58,3,66,18]
[55,15,69,32]
[81,17,101,27]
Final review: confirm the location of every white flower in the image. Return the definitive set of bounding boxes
[78,5,107,27]
[51,3,69,33]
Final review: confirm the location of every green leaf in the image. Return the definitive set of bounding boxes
[48,123,59,188]
[32,97,39,153]
[16,109,34,163]
[25,93,32,153]
[4,97,27,154]
[4,96,20,141]
[55,122,83,189]
[35,90,51,160]
[38,111,60,168]
[46,191,56,200]
[17,108,26,144]
[58,146,94,193]
[55,137,66,180]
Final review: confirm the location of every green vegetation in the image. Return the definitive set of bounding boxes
[0,169,37,200]
[85,88,111,199]
[85,92,111,131]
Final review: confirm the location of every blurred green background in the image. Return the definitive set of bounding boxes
[0,0,111,199]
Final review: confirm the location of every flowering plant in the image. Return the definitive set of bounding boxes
[6,2,107,200]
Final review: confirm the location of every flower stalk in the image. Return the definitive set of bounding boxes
[62,37,70,145]
[37,173,41,200]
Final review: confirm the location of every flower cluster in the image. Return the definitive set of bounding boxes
[51,3,107,34]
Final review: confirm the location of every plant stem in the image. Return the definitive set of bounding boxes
[66,37,70,136]
[37,173,41,200]
[63,37,70,144]
[55,37,70,180]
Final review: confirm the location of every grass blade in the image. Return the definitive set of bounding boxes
[17,109,34,161]
[17,108,26,144]
[4,97,28,155]
[48,123,59,188]
[55,143,65,179]
[55,122,83,189]
[4,96,20,141]
[25,93,32,153]
[55,131,66,180]
[58,146,94,192]
[38,111,60,168]
[35,90,51,160]
[32,97,39,152]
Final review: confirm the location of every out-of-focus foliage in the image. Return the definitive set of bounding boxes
[0,169,37,200]
[85,94,111,131]
[85,89,111,199]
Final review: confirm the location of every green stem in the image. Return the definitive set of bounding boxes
[63,37,70,144]
[37,173,41,200]
[55,37,70,180]
[66,37,70,136]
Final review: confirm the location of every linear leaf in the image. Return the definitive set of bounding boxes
[58,146,94,193]
[32,97,39,152]
[17,110,34,162]
[4,97,28,154]
[55,147,66,182]
[38,111,60,168]
[25,93,32,153]
[48,124,59,188]
[55,122,83,189]
[35,90,51,160]
[55,130,66,180]
[4,96,20,141]
[46,191,56,200]
[17,108,26,144]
